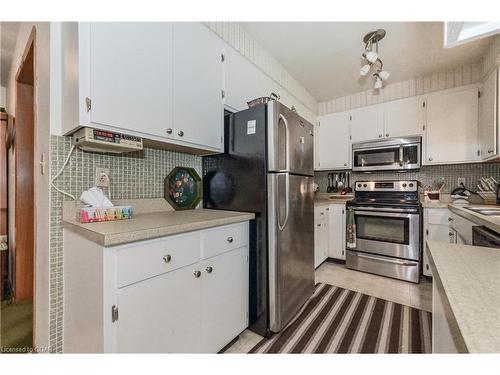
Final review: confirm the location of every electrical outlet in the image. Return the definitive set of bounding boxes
[95,167,110,187]
[457,177,466,186]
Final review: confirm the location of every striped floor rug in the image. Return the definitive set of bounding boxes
[250,283,432,353]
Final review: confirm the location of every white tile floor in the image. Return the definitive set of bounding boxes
[224,261,433,353]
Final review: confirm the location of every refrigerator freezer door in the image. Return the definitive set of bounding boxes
[267,101,314,176]
[268,173,315,333]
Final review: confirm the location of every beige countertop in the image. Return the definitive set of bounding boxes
[63,206,255,247]
[448,204,500,234]
[426,240,500,353]
[315,193,353,206]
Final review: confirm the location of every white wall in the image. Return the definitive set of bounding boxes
[0,86,6,109]
[6,22,51,353]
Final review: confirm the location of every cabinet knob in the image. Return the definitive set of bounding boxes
[378,134,382,138]
[448,232,454,237]
[166,128,173,135]
[386,133,389,137]
[226,236,234,243]
[448,217,454,221]
[194,270,201,278]
[488,150,494,154]
[428,157,433,161]
[206,266,213,274]
[344,163,347,166]
[163,254,172,263]
[317,223,321,227]
[426,264,429,270]
[178,130,184,137]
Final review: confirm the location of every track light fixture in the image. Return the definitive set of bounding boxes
[360,29,390,90]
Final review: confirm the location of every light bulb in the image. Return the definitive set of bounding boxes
[374,76,383,89]
[360,64,371,76]
[378,70,390,80]
[366,51,378,63]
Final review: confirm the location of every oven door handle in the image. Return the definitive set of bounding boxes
[350,252,417,266]
[354,210,414,218]
[353,206,419,214]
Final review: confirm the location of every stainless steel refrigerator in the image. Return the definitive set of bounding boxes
[203,101,315,337]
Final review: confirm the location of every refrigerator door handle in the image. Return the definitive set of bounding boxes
[279,113,290,172]
[277,173,290,231]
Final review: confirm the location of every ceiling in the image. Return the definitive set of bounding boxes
[1,22,21,87]
[239,22,492,102]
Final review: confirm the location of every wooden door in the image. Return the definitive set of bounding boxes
[349,104,384,143]
[200,247,248,353]
[14,39,35,302]
[116,264,202,353]
[316,111,350,170]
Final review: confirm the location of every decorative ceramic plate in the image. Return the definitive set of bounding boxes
[164,167,202,210]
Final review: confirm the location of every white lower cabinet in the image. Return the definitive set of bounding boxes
[314,205,329,268]
[64,221,249,353]
[328,204,346,260]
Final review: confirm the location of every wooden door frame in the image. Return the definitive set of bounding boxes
[13,26,37,346]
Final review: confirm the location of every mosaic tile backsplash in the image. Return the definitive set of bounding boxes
[314,162,500,194]
[49,135,201,352]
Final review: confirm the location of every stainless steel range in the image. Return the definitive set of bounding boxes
[345,180,421,283]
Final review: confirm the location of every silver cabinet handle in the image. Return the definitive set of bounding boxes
[194,270,201,278]
[226,236,234,243]
[386,133,389,137]
[449,232,454,237]
[344,163,347,166]
[317,223,321,227]
[448,217,454,221]
[206,266,213,274]
[166,128,173,135]
[428,157,433,161]
[163,254,172,263]
[178,130,184,137]
[378,134,382,138]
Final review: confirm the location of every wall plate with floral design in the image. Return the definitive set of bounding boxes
[164,167,202,210]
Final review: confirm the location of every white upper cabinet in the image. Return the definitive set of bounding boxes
[478,68,498,160]
[349,105,384,143]
[224,47,275,112]
[172,23,224,150]
[316,111,350,170]
[85,23,174,138]
[75,22,224,154]
[383,96,425,138]
[424,85,480,165]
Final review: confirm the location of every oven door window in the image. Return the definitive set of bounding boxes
[353,147,399,168]
[356,214,409,244]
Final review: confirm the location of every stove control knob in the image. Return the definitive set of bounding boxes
[409,183,414,188]
[357,184,362,188]
[402,183,407,188]
[363,184,367,188]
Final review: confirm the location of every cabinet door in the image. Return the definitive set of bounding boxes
[349,104,384,143]
[314,219,328,268]
[427,224,455,243]
[173,23,224,151]
[224,47,275,112]
[328,204,346,260]
[88,23,173,137]
[478,68,498,160]
[425,86,480,164]
[116,264,201,353]
[384,96,425,138]
[316,112,350,169]
[200,247,249,353]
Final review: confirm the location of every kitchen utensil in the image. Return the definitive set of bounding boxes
[247,92,280,108]
[327,173,333,193]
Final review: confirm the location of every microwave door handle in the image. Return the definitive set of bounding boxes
[399,145,404,166]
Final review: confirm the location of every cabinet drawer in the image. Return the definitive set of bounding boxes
[314,205,329,221]
[425,208,451,225]
[201,222,249,260]
[117,232,200,288]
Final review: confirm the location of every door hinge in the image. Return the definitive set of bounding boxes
[349,135,352,140]
[221,90,225,99]
[221,53,225,62]
[246,255,249,263]
[478,90,481,98]
[425,229,429,236]
[422,125,426,131]
[349,115,352,121]
[39,153,46,175]
[477,149,481,157]
[85,97,91,112]
[111,305,119,323]
[422,101,426,108]
[221,136,223,144]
